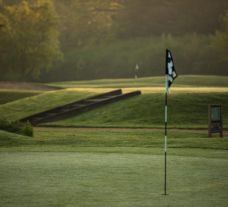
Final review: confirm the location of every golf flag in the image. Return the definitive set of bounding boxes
[165,49,177,93]
[164,49,177,195]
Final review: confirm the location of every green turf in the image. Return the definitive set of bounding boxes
[0,76,227,128]
[49,93,228,128]
[0,90,93,121]
[49,75,228,88]
[1,127,228,151]
[0,128,228,207]
[0,90,39,104]
[0,152,228,207]
[0,78,227,130]
[1,75,228,206]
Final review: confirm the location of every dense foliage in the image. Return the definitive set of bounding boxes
[115,0,228,37]
[0,118,33,137]
[0,0,62,81]
[0,0,228,81]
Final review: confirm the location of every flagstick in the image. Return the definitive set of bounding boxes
[164,81,168,195]
[164,49,177,195]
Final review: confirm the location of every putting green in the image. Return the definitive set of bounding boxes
[0,151,227,207]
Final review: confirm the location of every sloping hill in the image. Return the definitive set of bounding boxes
[0,90,93,121]
[49,93,228,129]
[0,75,227,128]
[20,90,141,125]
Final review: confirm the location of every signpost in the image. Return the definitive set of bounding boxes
[208,104,223,137]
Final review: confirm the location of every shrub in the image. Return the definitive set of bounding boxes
[19,122,33,137]
[0,119,33,137]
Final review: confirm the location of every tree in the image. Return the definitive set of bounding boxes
[215,11,228,51]
[114,0,228,38]
[0,0,62,81]
[55,0,121,49]
[210,11,228,68]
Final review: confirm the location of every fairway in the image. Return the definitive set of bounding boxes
[0,150,228,207]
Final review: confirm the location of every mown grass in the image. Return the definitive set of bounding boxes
[0,90,39,104]
[0,127,228,207]
[0,76,227,128]
[50,93,228,128]
[0,151,228,207]
[0,90,93,121]
[0,127,227,152]
[1,76,228,206]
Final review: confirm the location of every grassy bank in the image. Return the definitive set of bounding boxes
[0,90,93,121]
[50,93,228,129]
[0,75,227,128]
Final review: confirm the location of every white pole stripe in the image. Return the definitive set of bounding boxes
[165,135,167,152]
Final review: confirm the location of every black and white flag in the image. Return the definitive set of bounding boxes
[165,49,177,92]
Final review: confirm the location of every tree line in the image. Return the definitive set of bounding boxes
[0,0,228,81]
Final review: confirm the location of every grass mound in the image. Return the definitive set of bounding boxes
[50,93,228,128]
[0,75,227,128]
[0,90,93,121]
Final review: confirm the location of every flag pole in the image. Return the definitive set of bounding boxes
[164,77,168,195]
[163,48,177,196]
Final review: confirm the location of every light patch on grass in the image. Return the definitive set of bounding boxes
[66,87,228,94]
[49,75,228,88]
